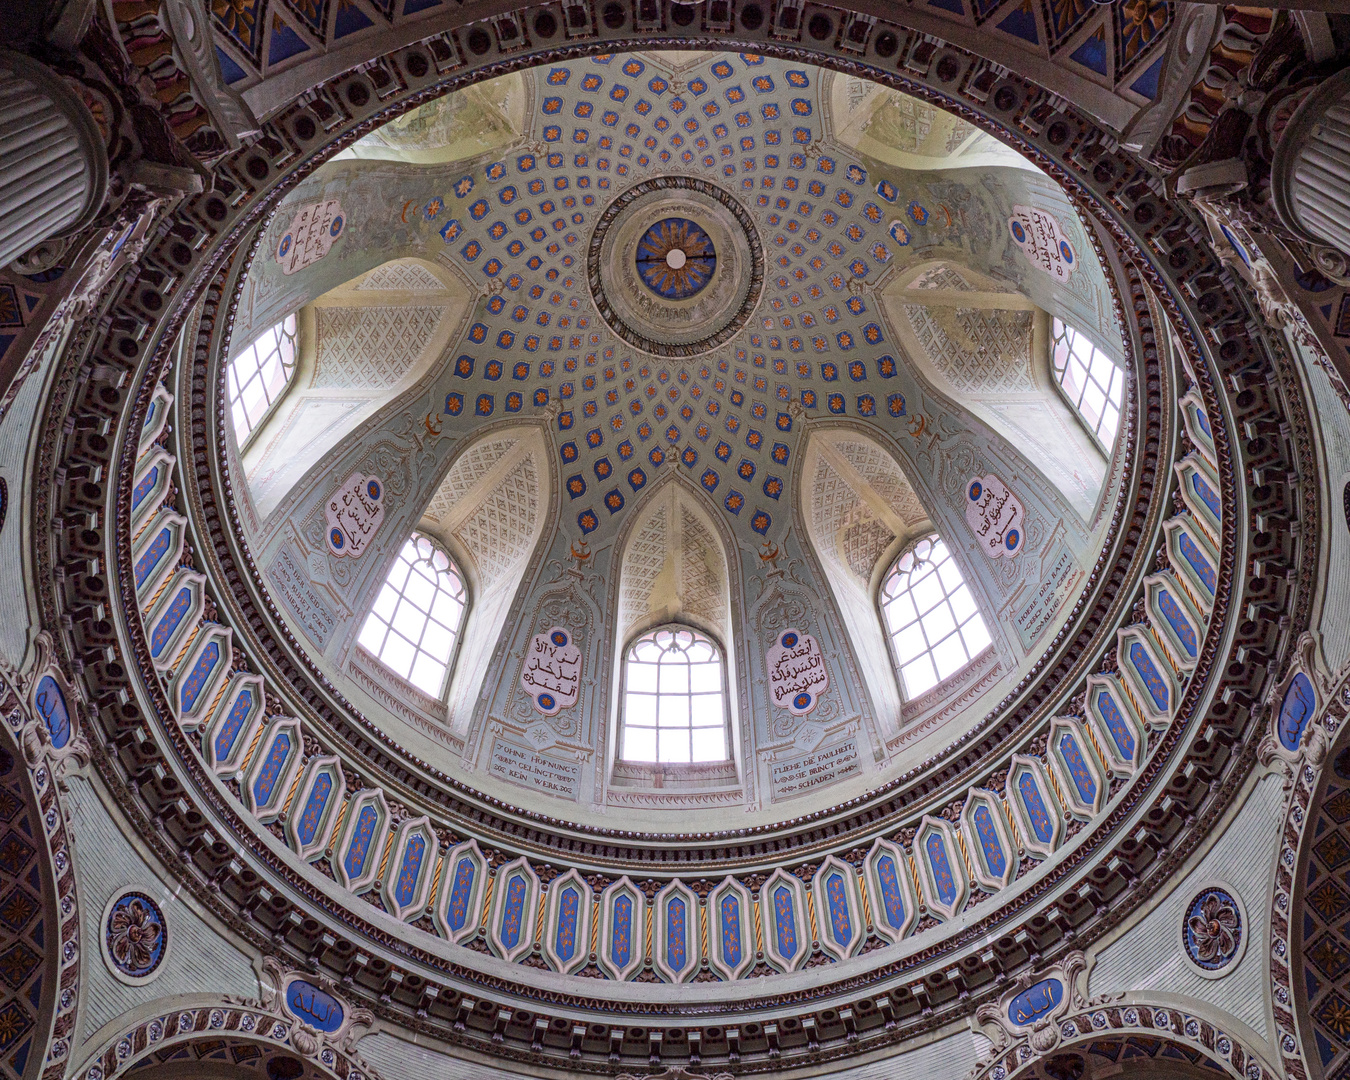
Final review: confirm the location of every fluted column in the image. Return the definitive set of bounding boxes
[0,49,108,269]
[1272,69,1350,257]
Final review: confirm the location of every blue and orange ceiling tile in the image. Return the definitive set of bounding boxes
[1069,24,1110,78]
[279,0,327,37]
[1039,0,1093,51]
[994,0,1040,47]
[267,14,311,66]
[212,0,265,65]
[334,0,375,38]
[1115,0,1170,77]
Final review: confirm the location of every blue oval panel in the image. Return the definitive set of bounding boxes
[286,980,345,1033]
[1278,672,1316,752]
[1007,977,1063,1026]
[33,676,70,749]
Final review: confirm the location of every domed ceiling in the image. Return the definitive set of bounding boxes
[66,23,1306,1071]
[215,52,1132,831]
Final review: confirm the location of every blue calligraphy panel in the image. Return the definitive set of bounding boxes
[213,688,253,763]
[180,641,221,714]
[1128,641,1170,713]
[343,804,380,881]
[667,896,687,973]
[925,832,957,908]
[150,587,193,660]
[720,894,742,967]
[611,893,633,968]
[295,774,333,849]
[33,676,70,749]
[1279,672,1316,752]
[393,834,426,908]
[1096,689,1135,762]
[1058,731,1097,805]
[286,981,344,1033]
[1158,589,1197,658]
[1018,772,1054,844]
[134,527,172,589]
[1007,978,1063,1026]
[972,805,1005,878]
[251,731,291,807]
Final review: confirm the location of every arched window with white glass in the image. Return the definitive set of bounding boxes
[878,534,991,699]
[620,625,729,764]
[1051,318,1124,450]
[357,533,469,697]
[227,313,298,445]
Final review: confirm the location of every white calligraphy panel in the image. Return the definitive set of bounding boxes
[766,629,829,715]
[1008,205,1077,283]
[276,198,346,276]
[966,474,1024,559]
[324,472,385,557]
[520,626,581,716]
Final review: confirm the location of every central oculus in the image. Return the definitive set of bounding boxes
[636,217,716,300]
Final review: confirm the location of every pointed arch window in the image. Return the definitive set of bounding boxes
[1051,317,1123,448]
[621,625,728,764]
[357,534,469,696]
[879,535,991,699]
[227,313,298,443]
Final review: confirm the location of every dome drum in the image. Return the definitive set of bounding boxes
[19,26,1324,1079]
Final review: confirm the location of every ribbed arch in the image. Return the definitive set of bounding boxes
[413,425,552,736]
[800,429,931,729]
[236,256,471,521]
[883,257,1109,520]
[608,476,742,780]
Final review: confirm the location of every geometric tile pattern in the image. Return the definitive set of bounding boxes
[0,745,49,1080]
[1300,753,1350,1075]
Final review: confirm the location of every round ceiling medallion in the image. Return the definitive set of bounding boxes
[588,177,764,357]
[636,217,716,299]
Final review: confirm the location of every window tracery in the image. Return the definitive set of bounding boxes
[226,313,297,443]
[878,535,991,699]
[620,625,728,764]
[357,534,468,697]
[1051,317,1124,448]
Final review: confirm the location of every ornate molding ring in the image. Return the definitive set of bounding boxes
[587,176,764,357]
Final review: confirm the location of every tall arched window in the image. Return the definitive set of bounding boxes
[1051,317,1123,448]
[227,313,298,443]
[621,625,727,763]
[879,535,991,699]
[357,534,468,696]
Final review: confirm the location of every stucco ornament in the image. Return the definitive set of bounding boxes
[1258,633,1330,783]
[974,952,1088,1053]
[13,631,90,778]
[261,957,373,1058]
[1185,890,1240,965]
[102,890,166,983]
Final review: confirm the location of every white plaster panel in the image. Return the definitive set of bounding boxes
[66,775,259,1039]
[1088,772,1285,1038]
[1301,342,1350,674]
[0,351,51,667]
